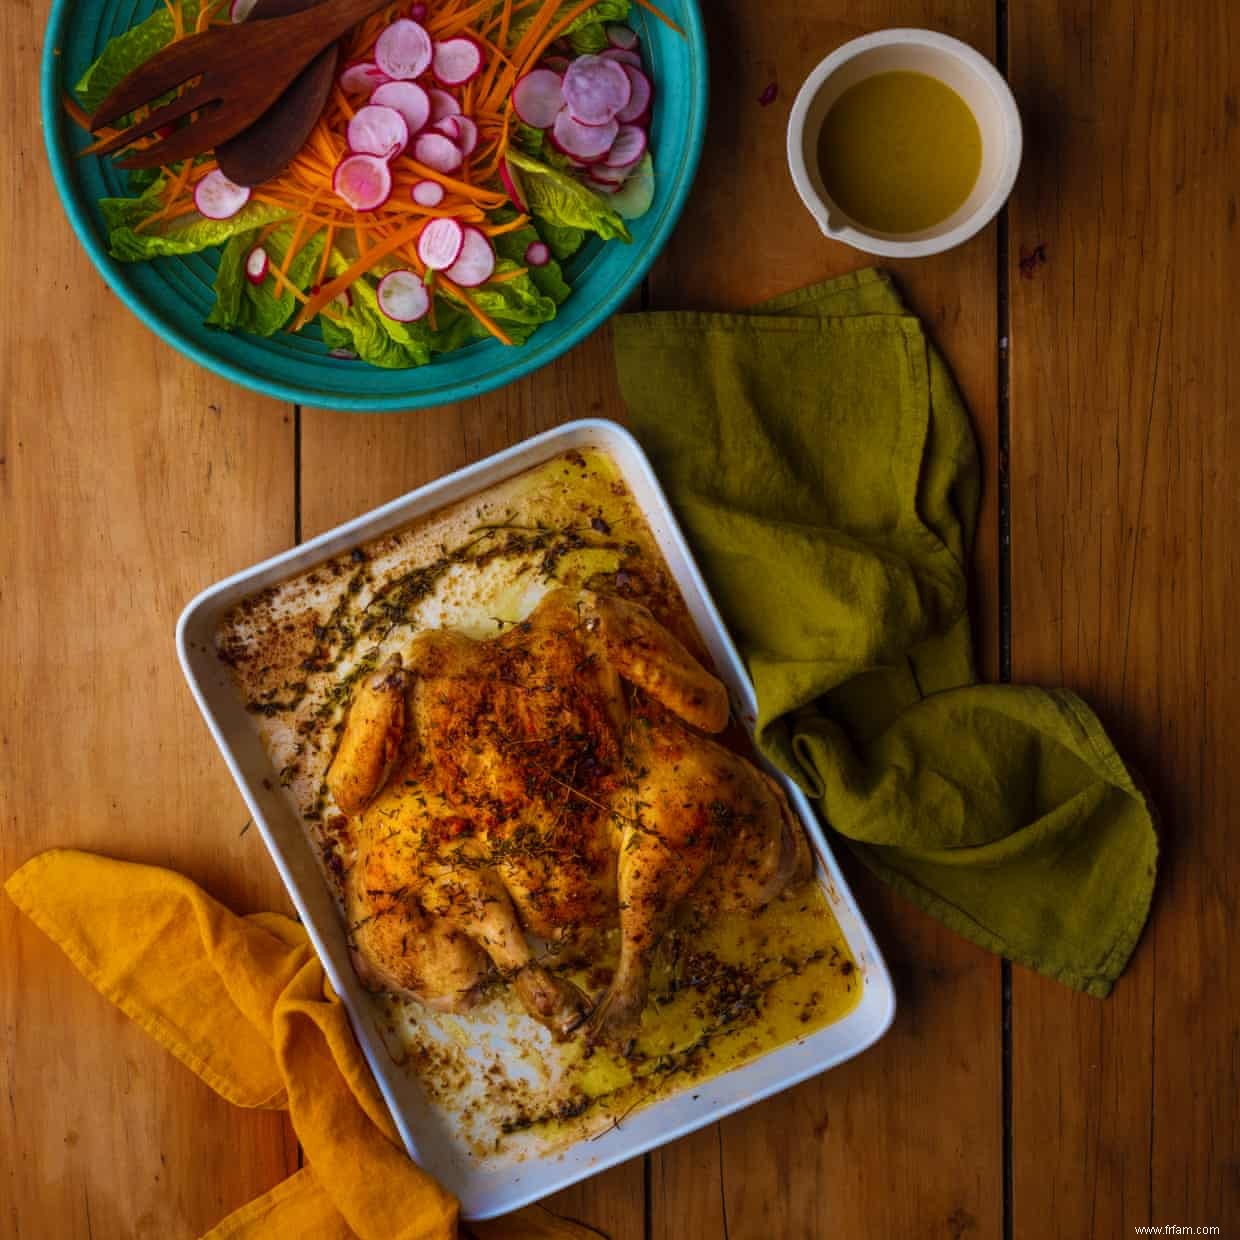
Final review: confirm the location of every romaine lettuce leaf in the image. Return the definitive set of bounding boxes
[317,253,562,368]
[493,225,573,303]
[75,1,204,114]
[105,195,291,263]
[207,226,326,337]
[567,21,610,55]
[509,0,630,50]
[505,148,630,243]
[537,219,586,262]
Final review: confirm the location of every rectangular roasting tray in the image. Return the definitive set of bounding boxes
[177,418,896,1218]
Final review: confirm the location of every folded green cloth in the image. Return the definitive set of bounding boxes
[613,269,1156,997]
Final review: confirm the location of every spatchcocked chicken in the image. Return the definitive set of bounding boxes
[328,587,811,1045]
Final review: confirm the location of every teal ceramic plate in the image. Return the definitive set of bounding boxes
[41,2,707,411]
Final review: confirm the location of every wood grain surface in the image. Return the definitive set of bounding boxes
[2,0,1238,1235]
[1007,1,1240,1235]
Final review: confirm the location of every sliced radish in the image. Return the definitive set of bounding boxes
[377,269,430,321]
[610,152,655,219]
[347,104,409,159]
[245,245,269,284]
[589,164,627,187]
[413,131,464,173]
[615,65,652,125]
[541,55,571,75]
[417,217,465,269]
[499,157,529,212]
[453,115,479,156]
[603,123,646,169]
[333,154,393,211]
[551,109,618,162]
[427,89,462,123]
[606,23,639,50]
[230,0,258,21]
[340,61,389,96]
[371,81,430,136]
[524,240,550,267]
[588,177,619,194]
[432,116,462,142]
[562,55,631,126]
[599,47,642,69]
[443,225,495,287]
[411,178,445,207]
[194,170,251,220]
[512,68,565,129]
[432,36,484,86]
[375,19,433,81]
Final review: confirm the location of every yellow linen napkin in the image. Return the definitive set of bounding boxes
[4,848,603,1240]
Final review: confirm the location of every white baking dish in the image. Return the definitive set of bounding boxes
[176,418,895,1219]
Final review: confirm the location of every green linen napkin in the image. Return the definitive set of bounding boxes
[612,268,1156,997]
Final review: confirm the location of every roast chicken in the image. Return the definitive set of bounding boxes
[328,588,811,1045]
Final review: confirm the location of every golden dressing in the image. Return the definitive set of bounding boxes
[817,70,982,233]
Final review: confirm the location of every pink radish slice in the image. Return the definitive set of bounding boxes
[599,47,642,69]
[413,131,464,173]
[606,23,639,50]
[370,81,430,136]
[194,169,251,220]
[524,240,550,267]
[442,225,495,287]
[245,245,269,284]
[453,115,479,156]
[333,154,393,211]
[562,55,631,125]
[417,217,465,269]
[431,116,461,142]
[512,68,564,129]
[615,65,652,124]
[590,162,627,185]
[432,36,484,86]
[375,19,433,81]
[339,61,388,96]
[230,0,258,21]
[541,55,571,75]
[499,157,529,212]
[377,269,430,321]
[427,89,462,123]
[602,122,646,168]
[588,178,619,194]
[411,178,445,207]
[551,110,618,162]
[347,104,409,159]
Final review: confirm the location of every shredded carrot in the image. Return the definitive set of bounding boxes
[439,275,513,345]
[292,216,431,329]
[631,0,684,36]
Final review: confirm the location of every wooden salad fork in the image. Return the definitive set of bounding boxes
[87,0,392,171]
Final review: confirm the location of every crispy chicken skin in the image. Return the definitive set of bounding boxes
[327,588,810,1044]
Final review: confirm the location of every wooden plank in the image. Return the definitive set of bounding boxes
[646,2,1004,1236]
[298,327,646,1239]
[1007,0,1240,1234]
[0,8,301,1237]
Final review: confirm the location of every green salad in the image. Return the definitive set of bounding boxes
[74,0,662,367]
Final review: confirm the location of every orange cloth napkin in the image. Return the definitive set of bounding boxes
[4,848,603,1240]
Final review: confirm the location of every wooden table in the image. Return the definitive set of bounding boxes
[3,2,1238,1236]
